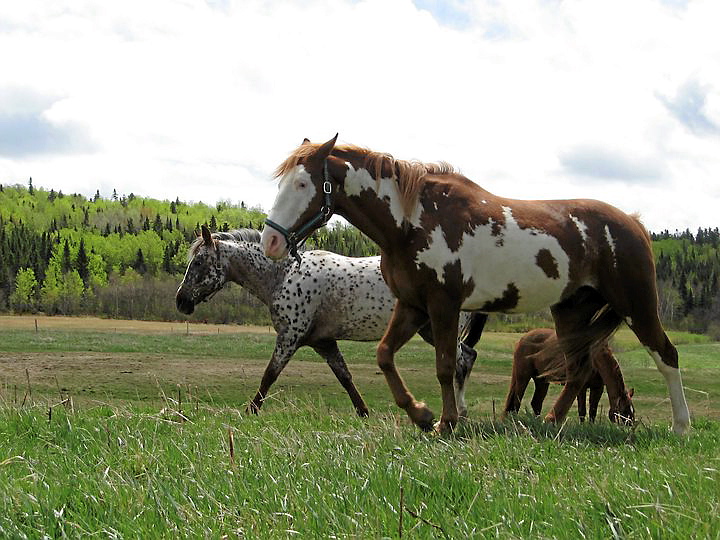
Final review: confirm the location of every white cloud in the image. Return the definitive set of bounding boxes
[0,0,719,233]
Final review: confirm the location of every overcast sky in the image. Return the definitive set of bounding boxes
[1,0,719,233]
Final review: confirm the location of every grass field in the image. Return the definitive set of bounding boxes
[0,315,719,537]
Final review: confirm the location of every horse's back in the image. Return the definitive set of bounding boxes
[415,178,655,313]
[514,328,556,373]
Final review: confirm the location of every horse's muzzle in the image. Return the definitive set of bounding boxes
[176,291,195,315]
[261,226,289,260]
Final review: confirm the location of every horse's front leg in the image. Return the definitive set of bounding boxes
[428,299,461,434]
[247,331,299,414]
[376,301,432,430]
[312,339,369,417]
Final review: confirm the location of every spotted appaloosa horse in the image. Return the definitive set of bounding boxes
[261,135,690,434]
[175,226,485,417]
[504,328,634,424]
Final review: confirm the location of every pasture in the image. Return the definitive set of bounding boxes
[0,315,719,537]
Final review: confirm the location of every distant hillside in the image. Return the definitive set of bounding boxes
[0,179,718,336]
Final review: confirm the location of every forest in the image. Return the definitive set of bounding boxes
[1,179,719,337]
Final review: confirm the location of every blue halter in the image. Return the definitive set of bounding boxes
[265,160,334,264]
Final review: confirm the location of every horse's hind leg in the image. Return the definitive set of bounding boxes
[603,264,690,433]
[626,314,690,434]
[312,339,369,417]
[377,301,433,430]
[454,342,476,419]
[248,332,300,414]
[454,313,487,418]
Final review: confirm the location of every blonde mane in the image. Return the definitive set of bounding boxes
[275,143,455,218]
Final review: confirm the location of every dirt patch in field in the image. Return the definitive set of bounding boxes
[0,315,275,335]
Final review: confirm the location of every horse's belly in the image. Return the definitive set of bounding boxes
[461,270,567,313]
[321,298,395,341]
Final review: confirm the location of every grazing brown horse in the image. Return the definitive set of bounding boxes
[261,135,689,434]
[504,328,635,424]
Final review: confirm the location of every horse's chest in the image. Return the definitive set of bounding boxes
[414,220,572,313]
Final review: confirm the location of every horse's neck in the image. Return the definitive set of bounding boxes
[340,166,414,251]
[222,242,286,305]
[593,349,628,401]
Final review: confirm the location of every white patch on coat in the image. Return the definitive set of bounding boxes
[605,224,617,266]
[570,214,589,246]
[647,348,691,435]
[415,206,570,313]
[343,162,422,227]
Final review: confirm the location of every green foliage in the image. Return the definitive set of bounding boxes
[9,268,37,312]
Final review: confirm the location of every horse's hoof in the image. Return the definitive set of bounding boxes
[410,402,435,431]
[434,418,457,435]
[246,403,261,415]
[356,407,370,418]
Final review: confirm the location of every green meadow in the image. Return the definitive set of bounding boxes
[0,318,718,538]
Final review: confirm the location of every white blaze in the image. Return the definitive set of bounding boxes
[262,165,317,252]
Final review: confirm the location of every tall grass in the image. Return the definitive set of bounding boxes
[0,402,718,538]
[0,322,718,537]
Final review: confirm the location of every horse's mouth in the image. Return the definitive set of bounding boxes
[176,295,195,315]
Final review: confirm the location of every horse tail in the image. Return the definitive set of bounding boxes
[459,312,487,349]
[539,305,624,382]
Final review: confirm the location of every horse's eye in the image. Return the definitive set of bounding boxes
[298,181,307,189]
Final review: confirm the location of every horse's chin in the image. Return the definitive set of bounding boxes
[267,250,289,261]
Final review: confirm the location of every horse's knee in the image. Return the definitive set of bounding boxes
[376,342,394,372]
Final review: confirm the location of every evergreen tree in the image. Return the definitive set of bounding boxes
[61,240,72,273]
[133,248,147,275]
[76,238,90,286]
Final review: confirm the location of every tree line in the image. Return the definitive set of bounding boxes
[0,180,377,325]
[1,180,719,337]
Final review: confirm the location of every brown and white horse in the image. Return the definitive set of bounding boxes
[261,135,690,434]
[504,328,635,424]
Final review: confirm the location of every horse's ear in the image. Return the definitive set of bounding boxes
[201,224,213,247]
[314,133,338,161]
[301,138,311,145]
[628,387,634,398]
